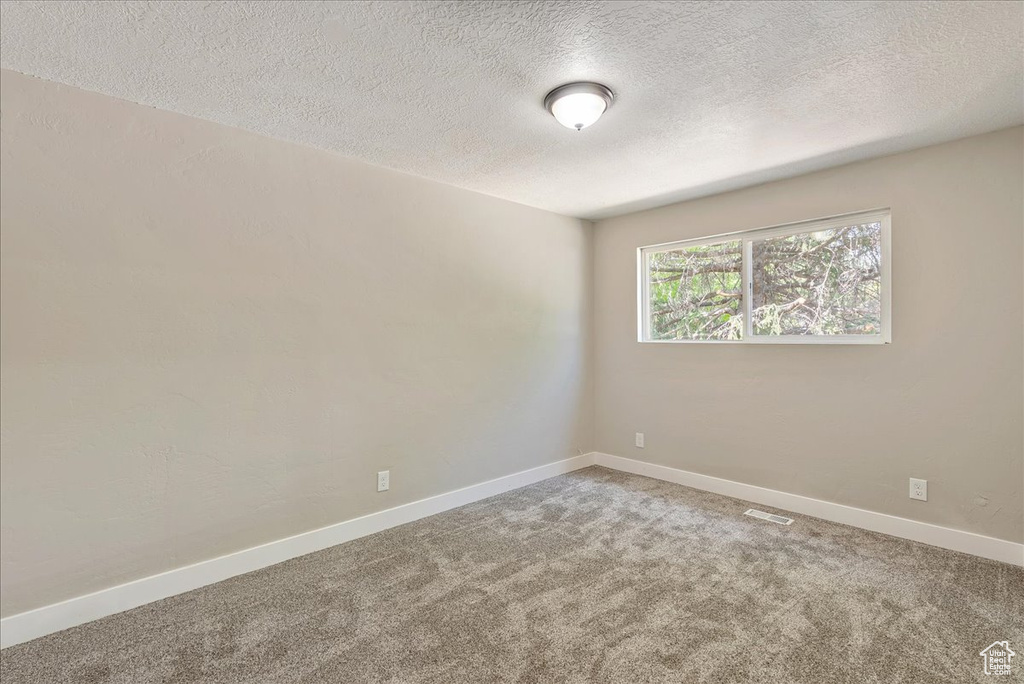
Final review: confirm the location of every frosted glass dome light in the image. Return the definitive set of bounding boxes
[544,82,614,131]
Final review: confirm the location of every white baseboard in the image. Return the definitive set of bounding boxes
[5,450,1020,649]
[593,452,1024,568]
[0,453,595,649]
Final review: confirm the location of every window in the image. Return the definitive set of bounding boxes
[638,209,891,344]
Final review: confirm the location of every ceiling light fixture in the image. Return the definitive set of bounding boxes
[544,82,614,131]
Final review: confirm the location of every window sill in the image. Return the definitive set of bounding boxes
[639,336,890,345]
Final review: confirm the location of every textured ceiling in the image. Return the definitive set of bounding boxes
[1,1,1022,219]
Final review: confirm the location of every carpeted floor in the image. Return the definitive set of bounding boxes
[2,466,1022,683]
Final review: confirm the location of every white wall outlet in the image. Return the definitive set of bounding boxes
[377,470,390,492]
[635,432,645,448]
[909,477,927,501]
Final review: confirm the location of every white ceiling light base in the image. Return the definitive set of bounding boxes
[544,82,614,131]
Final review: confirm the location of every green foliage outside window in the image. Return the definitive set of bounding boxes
[648,223,882,340]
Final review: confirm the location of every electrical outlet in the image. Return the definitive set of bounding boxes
[909,477,927,501]
[377,470,390,492]
[635,432,645,448]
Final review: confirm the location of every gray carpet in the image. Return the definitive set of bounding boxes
[2,466,1022,683]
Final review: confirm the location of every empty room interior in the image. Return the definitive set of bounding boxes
[1,1,1023,682]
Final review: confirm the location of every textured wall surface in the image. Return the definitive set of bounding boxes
[1,1,1021,219]
[593,126,1024,543]
[0,70,593,617]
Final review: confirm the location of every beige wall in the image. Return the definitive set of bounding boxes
[0,70,593,616]
[2,66,1021,620]
[593,126,1024,543]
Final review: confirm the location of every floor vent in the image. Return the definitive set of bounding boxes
[744,509,794,525]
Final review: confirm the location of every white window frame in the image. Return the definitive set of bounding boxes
[637,208,892,345]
